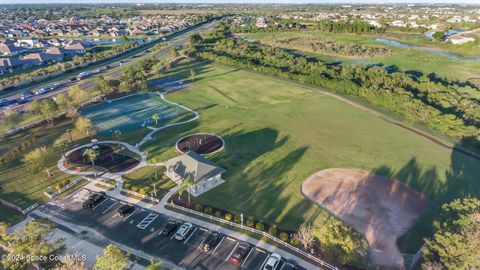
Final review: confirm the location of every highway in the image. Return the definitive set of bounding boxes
[0,20,218,114]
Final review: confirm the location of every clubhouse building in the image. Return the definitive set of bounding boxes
[164,151,225,196]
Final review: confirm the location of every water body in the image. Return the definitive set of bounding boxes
[374,38,480,61]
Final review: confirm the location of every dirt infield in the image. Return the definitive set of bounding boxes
[67,144,140,173]
[302,168,428,269]
[176,133,224,155]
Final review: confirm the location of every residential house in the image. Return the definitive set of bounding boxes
[0,43,28,56]
[164,151,226,197]
[50,29,65,36]
[128,28,146,36]
[64,42,86,54]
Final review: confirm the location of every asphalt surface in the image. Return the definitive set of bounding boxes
[0,21,218,114]
[40,188,306,270]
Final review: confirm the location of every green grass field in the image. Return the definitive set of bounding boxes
[243,31,480,82]
[0,119,90,211]
[142,59,480,253]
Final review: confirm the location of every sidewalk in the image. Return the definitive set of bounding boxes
[85,182,322,270]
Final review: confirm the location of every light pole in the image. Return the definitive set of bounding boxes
[240,213,244,229]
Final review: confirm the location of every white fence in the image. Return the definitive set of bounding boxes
[21,203,39,214]
[44,177,85,199]
[169,204,339,270]
[83,176,116,190]
[121,189,160,204]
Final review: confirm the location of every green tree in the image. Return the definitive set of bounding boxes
[94,75,111,95]
[94,244,129,270]
[179,176,195,204]
[316,218,366,265]
[152,113,160,125]
[75,117,94,136]
[145,258,164,270]
[3,110,21,129]
[39,99,58,126]
[0,220,64,270]
[432,31,445,41]
[423,198,480,269]
[189,33,203,47]
[54,137,71,163]
[67,85,88,107]
[23,146,55,177]
[84,148,98,167]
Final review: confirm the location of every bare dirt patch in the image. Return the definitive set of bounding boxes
[302,168,428,269]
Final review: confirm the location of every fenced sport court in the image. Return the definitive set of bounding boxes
[80,92,181,136]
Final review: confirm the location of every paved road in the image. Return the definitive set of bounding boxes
[0,21,217,114]
[40,188,304,270]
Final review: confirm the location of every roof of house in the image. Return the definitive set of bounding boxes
[165,151,225,183]
[65,42,85,50]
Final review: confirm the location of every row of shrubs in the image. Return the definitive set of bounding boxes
[0,136,37,165]
[123,181,153,196]
[192,203,299,246]
[53,179,72,192]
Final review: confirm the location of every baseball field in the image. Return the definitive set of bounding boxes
[141,59,480,255]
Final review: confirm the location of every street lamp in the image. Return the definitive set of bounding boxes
[66,129,73,143]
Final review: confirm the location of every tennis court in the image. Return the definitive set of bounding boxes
[80,93,181,137]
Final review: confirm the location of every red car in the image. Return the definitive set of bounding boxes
[229,242,251,264]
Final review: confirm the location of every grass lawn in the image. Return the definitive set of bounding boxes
[123,166,176,199]
[243,31,480,83]
[141,59,480,253]
[0,118,91,212]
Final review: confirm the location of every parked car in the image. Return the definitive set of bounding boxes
[203,232,222,251]
[174,222,193,241]
[281,260,300,270]
[263,253,282,270]
[117,205,135,217]
[161,220,179,236]
[83,192,106,209]
[229,242,251,264]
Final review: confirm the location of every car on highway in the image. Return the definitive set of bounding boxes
[0,98,16,107]
[263,253,282,270]
[34,86,51,95]
[117,205,135,217]
[54,82,63,88]
[174,222,193,241]
[203,231,222,251]
[77,71,93,80]
[281,260,300,270]
[82,192,106,209]
[20,91,33,100]
[229,242,251,264]
[160,220,179,236]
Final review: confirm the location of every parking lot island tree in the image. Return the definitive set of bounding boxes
[94,244,129,270]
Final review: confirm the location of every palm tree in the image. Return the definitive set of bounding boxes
[54,137,71,165]
[179,176,195,205]
[84,148,98,168]
[152,114,160,126]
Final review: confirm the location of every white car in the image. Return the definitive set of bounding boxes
[263,253,282,270]
[174,223,193,241]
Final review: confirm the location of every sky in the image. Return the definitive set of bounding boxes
[2,0,480,4]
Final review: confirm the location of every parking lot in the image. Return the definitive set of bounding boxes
[40,189,305,270]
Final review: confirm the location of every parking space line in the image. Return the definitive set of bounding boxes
[256,248,266,253]
[226,236,236,241]
[259,255,270,270]
[92,199,108,210]
[279,262,286,270]
[102,201,118,214]
[226,242,239,262]
[198,227,208,232]
[184,227,197,244]
[197,233,208,250]
[123,208,139,222]
[241,247,253,268]
[170,231,177,240]
[137,213,158,229]
[212,236,224,254]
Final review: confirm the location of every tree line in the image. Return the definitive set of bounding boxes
[192,25,480,148]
